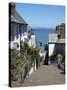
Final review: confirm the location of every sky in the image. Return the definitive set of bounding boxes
[16,3,65,28]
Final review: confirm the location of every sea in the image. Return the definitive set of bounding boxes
[32,28,55,46]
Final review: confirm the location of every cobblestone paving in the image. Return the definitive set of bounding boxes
[22,64,65,87]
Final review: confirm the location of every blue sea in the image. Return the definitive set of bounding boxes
[32,28,55,46]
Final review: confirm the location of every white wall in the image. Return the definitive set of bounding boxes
[28,35,36,48]
[21,32,28,42]
[11,24,28,50]
[31,35,36,48]
[48,33,58,43]
[49,44,55,56]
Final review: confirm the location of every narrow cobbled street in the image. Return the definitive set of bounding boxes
[22,64,65,87]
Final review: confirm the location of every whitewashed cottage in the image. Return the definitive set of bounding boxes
[9,3,36,50]
[9,3,36,76]
[9,3,28,50]
[48,23,65,64]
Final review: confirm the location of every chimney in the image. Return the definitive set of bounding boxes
[9,2,16,15]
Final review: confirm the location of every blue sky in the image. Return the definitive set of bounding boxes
[16,3,65,28]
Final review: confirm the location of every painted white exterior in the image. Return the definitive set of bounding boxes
[11,25,36,50]
[21,32,28,42]
[48,33,58,64]
[49,44,55,56]
[11,23,20,50]
[11,23,36,74]
[31,35,36,48]
[11,38,20,50]
[28,35,36,48]
[48,33,58,43]
[48,33,58,56]
[48,44,55,65]
[11,22,28,50]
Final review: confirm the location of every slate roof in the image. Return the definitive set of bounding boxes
[10,11,27,25]
[9,3,28,25]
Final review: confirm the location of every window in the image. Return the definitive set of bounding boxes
[23,26,27,33]
[20,25,27,36]
[11,23,19,41]
[20,25,23,37]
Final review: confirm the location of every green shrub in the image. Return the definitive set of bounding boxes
[31,48,40,69]
[57,53,65,64]
[11,49,25,81]
[11,43,41,81]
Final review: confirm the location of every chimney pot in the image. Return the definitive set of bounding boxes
[9,2,16,15]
